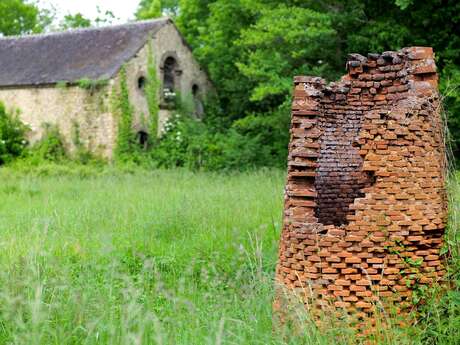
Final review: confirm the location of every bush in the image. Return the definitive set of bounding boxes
[29,123,67,163]
[150,94,291,171]
[231,99,291,168]
[0,102,28,165]
[150,105,290,171]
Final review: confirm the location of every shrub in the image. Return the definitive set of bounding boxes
[30,123,67,163]
[0,102,28,165]
[150,108,289,171]
[231,99,291,168]
[149,113,200,168]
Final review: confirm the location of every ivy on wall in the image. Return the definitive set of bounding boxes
[114,66,135,161]
[146,40,160,143]
[113,42,160,161]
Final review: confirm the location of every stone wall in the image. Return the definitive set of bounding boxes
[123,23,212,136]
[0,22,212,159]
[276,47,447,324]
[152,24,212,131]
[0,84,116,158]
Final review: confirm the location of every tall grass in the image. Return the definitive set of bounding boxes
[0,166,458,344]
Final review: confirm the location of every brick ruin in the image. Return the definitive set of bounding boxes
[275,47,447,323]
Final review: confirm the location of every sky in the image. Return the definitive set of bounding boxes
[38,0,141,24]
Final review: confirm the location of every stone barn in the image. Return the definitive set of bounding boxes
[276,47,447,327]
[0,18,212,158]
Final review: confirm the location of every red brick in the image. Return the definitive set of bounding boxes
[276,46,447,323]
[345,257,362,264]
[356,301,373,309]
[350,285,366,292]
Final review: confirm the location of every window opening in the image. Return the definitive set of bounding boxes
[163,56,177,103]
[137,131,149,149]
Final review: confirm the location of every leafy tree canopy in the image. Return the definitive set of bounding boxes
[136,0,179,19]
[150,0,460,159]
[60,13,91,30]
[0,0,41,36]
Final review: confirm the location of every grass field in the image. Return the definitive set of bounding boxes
[0,165,458,344]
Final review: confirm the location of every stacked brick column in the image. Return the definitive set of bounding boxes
[276,47,447,322]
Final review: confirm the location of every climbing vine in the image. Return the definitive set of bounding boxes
[114,66,135,161]
[113,42,160,161]
[145,40,160,144]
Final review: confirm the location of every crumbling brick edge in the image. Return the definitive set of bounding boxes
[274,47,448,329]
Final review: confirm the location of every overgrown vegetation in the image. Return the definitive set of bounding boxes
[2,1,460,167]
[150,107,289,171]
[114,67,136,161]
[146,41,160,142]
[134,0,460,163]
[70,121,98,164]
[0,102,28,165]
[29,123,67,163]
[0,101,102,167]
[77,78,109,92]
[0,167,457,344]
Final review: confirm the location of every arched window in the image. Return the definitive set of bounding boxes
[138,76,146,91]
[163,56,177,102]
[192,84,199,95]
[192,84,204,118]
[137,131,149,149]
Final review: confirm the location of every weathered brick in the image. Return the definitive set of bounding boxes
[335,279,351,286]
[350,285,366,292]
[275,46,447,325]
[356,301,373,309]
[345,257,362,264]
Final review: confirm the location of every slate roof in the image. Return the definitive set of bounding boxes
[0,18,171,87]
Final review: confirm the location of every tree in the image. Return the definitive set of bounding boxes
[136,0,460,163]
[0,0,41,36]
[60,13,91,30]
[236,4,337,102]
[183,0,255,119]
[0,102,28,165]
[136,0,179,19]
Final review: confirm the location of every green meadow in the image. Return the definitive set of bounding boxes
[0,166,458,344]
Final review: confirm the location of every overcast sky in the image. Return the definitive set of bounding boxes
[38,0,141,24]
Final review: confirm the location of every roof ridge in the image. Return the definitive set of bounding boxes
[0,17,173,87]
[0,17,171,41]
